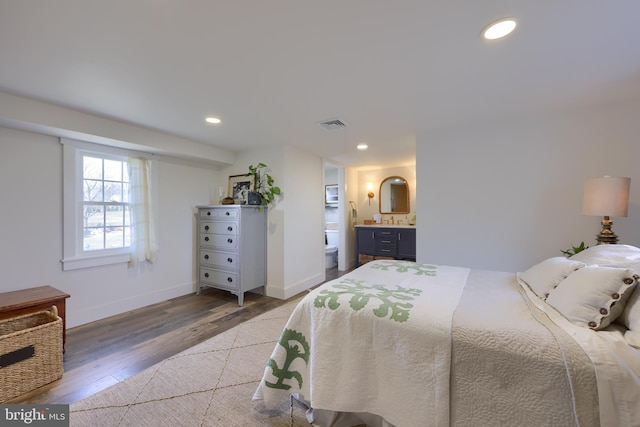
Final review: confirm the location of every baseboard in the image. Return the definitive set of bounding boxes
[265,272,324,300]
[68,281,195,328]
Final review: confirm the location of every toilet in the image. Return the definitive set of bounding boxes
[325,229,338,268]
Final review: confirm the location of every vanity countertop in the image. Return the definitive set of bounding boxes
[355,224,415,228]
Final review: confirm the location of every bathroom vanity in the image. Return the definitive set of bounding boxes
[355,225,416,266]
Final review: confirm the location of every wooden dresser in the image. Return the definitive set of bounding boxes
[0,286,70,350]
[196,205,267,306]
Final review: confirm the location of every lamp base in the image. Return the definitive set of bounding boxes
[595,216,619,245]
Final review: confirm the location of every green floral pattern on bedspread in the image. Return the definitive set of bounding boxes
[370,260,438,276]
[313,278,423,323]
[265,328,310,390]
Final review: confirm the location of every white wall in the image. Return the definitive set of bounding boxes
[0,125,223,327]
[283,145,325,296]
[343,166,359,268]
[416,98,640,272]
[221,145,325,300]
[221,147,285,296]
[0,90,234,166]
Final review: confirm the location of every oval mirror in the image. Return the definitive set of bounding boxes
[379,176,409,214]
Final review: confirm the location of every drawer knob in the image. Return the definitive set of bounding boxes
[204,272,209,278]
[204,236,210,242]
[227,257,233,263]
[227,238,233,244]
[207,211,211,216]
[227,226,233,232]
[204,254,209,260]
[204,225,209,231]
[225,212,230,216]
[227,277,233,283]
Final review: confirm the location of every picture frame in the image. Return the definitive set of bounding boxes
[228,174,255,204]
[325,184,339,204]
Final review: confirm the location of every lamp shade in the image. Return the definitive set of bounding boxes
[582,176,631,217]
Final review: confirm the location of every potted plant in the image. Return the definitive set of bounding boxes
[561,241,588,257]
[244,162,281,209]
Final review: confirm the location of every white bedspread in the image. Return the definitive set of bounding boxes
[254,261,638,426]
[451,270,599,427]
[253,260,470,427]
[517,277,640,427]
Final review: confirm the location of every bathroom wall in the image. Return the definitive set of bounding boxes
[357,165,416,225]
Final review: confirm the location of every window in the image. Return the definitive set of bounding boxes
[62,138,157,271]
[82,154,131,251]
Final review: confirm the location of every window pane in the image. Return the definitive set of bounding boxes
[83,227,105,251]
[106,205,124,227]
[83,156,102,180]
[106,227,124,249]
[84,205,104,227]
[104,181,123,202]
[84,179,103,202]
[104,159,122,182]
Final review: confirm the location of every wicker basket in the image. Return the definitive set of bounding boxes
[0,306,63,402]
[358,254,375,264]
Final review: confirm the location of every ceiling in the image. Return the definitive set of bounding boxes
[1,1,639,168]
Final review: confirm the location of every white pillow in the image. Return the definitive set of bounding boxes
[570,244,640,267]
[517,257,585,300]
[624,330,640,349]
[619,286,640,331]
[546,265,638,330]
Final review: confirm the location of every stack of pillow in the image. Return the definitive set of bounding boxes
[517,244,640,348]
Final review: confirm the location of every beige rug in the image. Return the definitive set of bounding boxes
[70,296,311,427]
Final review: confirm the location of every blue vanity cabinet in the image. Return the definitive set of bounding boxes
[356,227,377,256]
[397,228,417,259]
[355,226,416,266]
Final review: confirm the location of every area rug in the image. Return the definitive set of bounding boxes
[70,295,311,427]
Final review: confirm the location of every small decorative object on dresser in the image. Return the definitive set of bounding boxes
[228,174,254,204]
[243,163,281,209]
[196,205,266,306]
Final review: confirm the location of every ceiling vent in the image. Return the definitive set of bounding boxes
[318,118,347,131]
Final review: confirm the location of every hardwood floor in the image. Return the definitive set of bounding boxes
[9,267,350,405]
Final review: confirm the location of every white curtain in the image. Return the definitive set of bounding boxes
[128,156,158,267]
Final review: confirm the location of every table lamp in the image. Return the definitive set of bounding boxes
[582,176,631,244]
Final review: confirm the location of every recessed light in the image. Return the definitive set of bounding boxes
[205,117,221,124]
[357,143,368,150]
[482,18,517,40]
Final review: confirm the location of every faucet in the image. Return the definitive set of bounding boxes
[390,216,394,225]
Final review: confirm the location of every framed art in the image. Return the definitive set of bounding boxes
[325,184,338,204]
[228,174,255,203]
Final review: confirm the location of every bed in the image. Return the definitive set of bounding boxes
[253,245,640,427]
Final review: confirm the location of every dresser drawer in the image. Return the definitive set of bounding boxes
[200,233,239,249]
[376,230,397,240]
[200,249,238,270]
[200,221,238,235]
[376,244,397,255]
[200,268,239,291]
[376,235,396,245]
[200,208,239,219]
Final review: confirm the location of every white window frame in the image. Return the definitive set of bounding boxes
[61,138,153,271]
